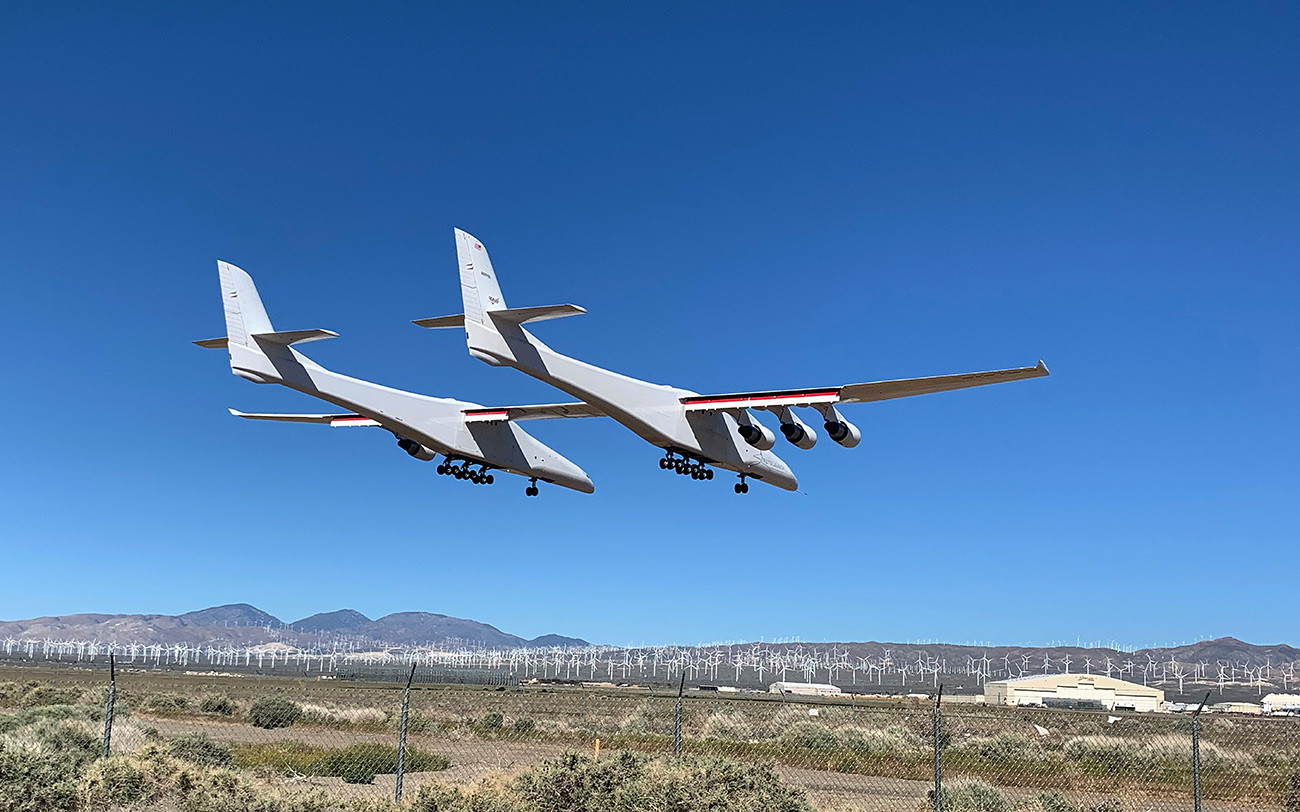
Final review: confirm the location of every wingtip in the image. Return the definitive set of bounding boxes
[1036,360,1050,375]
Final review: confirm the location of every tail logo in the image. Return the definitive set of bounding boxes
[474,243,482,249]
[488,296,501,305]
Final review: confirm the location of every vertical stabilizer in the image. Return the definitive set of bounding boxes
[218,261,274,346]
[455,228,507,324]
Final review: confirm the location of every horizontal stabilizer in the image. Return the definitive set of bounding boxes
[463,401,606,423]
[193,337,229,349]
[412,314,466,329]
[251,329,339,346]
[488,304,586,325]
[229,408,380,427]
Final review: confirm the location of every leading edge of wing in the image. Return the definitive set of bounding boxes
[681,361,1049,410]
[463,401,606,423]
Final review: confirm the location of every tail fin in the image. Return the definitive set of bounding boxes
[455,228,508,323]
[217,260,274,346]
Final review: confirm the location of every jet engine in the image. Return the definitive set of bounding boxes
[778,414,818,449]
[737,422,776,450]
[824,419,862,448]
[396,437,437,461]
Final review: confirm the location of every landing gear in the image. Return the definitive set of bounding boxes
[438,458,494,485]
[525,478,539,497]
[733,475,749,494]
[659,451,715,483]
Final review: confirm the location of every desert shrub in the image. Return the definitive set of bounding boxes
[138,692,190,715]
[0,738,81,812]
[198,694,237,716]
[1063,737,1160,773]
[248,697,301,729]
[1286,771,1300,812]
[233,740,448,783]
[0,682,21,708]
[1088,801,1123,812]
[0,703,101,735]
[1038,791,1076,812]
[513,716,536,734]
[840,724,922,755]
[21,718,101,766]
[936,779,1012,812]
[701,711,754,741]
[167,733,234,768]
[958,732,1041,762]
[508,751,812,812]
[18,683,81,708]
[780,720,837,751]
[80,756,149,806]
[479,710,504,731]
[620,700,671,736]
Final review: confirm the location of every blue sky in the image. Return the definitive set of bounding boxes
[1,3,1296,648]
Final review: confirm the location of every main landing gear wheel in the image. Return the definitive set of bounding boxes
[525,478,539,497]
[734,475,749,494]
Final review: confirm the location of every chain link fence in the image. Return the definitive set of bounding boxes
[2,664,1298,811]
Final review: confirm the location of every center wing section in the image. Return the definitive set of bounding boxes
[682,361,1049,411]
[462,401,606,423]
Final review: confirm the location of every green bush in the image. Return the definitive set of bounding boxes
[0,703,101,734]
[21,718,101,767]
[198,694,237,716]
[780,720,837,751]
[959,732,1040,762]
[248,697,301,729]
[513,716,536,734]
[0,681,21,708]
[1063,737,1160,773]
[480,710,504,731]
[81,756,149,806]
[0,739,82,812]
[233,740,448,784]
[701,711,754,741]
[167,733,234,768]
[840,724,922,755]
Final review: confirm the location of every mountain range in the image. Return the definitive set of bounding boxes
[0,604,588,649]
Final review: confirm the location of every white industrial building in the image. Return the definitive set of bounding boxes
[770,681,842,697]
[984,674,1164,712]
[1262,694,1300,715]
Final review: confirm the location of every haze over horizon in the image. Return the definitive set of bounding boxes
[2,4,1296,647]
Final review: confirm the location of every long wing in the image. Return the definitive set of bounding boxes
[462,402,606,423]
[228,408,380,427]
[682,361,1049,412]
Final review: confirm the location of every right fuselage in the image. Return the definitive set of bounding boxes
[465,319,798,490]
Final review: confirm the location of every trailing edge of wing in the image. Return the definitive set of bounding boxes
[463,402,606,423]
[193,337,229,349]
[228,408,380,427]
[251,329,339,345]
[682,361,1049,411]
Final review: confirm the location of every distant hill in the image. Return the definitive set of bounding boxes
[0,604,589,649]
[291,609,371,634]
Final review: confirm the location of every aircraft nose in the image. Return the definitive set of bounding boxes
[760,453,799,492]
[543,456,595,494]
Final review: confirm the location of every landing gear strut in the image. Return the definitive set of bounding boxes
[733,475,749,495]
[659,451,714,481]
[525,478,539,497]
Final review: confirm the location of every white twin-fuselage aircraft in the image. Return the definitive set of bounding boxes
[195,261,593,495]
[413,229,1049,494]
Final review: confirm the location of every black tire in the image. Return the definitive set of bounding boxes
[741,483,749,493]
[734,483,742,493]
[436,465,447,475]
[485,474,494,485]
[705,469,714,480]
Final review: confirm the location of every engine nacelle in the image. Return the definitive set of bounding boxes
[779,417,818,450]
[396,437,437,461]
[737,422,776,450]
[824,419,861,448]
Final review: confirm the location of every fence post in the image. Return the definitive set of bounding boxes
[674,672,685,757]
[101,653,116,759]
[1192,690,1210,812]
[932,683,944,812]
[395,662,416,803]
